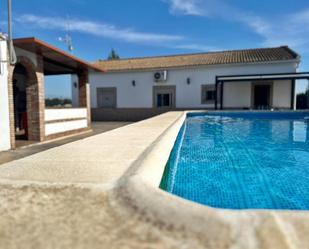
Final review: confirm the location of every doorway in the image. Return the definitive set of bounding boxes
[252,83,273,109]
[11,58,41,148]
[153,85,176,108]
[13,64,28,141]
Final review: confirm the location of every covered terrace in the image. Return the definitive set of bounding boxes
[8,37,104,148]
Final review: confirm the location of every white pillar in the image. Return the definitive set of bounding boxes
[0,35,11,151]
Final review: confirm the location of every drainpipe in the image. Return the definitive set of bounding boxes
[7,0,16,65]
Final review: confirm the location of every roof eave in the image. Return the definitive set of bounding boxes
[13,37,106,73]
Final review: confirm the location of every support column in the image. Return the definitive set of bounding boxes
[8,64,15,149]
[78,70,91,126]
[291,79,296,110]
[220,81,224,110]
[28,54,45,142]
[215,81,218,110]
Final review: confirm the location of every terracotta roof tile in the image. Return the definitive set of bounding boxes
[94,46,299,72]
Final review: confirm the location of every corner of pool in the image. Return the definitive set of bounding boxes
[160,111,309,210]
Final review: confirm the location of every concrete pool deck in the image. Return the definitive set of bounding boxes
[0,111,308,249]
[0,122,132,165]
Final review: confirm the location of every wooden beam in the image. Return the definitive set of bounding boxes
[44,57,78,72]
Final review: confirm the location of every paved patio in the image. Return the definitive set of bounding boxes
[0,112,182,184]
[0,122,131,165]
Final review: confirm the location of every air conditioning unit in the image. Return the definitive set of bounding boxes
[154,70,168,82]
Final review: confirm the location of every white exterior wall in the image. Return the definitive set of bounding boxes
[273,80,292,108]
[45,120,88,136]
[223,81,252,108]
[0,37,11,151]
[223,80,292,109]
[78,61,298,109]
[45,108,87,122]
[44,108,88,136]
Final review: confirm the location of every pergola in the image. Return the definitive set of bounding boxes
[8,37,105,148]
[215,72,309,110]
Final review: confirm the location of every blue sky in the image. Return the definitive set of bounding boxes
[1,0,309,97]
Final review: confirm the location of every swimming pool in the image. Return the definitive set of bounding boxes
[160,112,309,210]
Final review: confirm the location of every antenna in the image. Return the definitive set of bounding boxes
[58,16,74,52]
[59,34,73,52]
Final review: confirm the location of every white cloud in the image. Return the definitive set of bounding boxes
[164,0,309,53]
[174,43,220,51]
[164,0,234,18]
[292,9,309,24]
[14,14,218,53]
[243,10,309,51]
[16,14,183,44]
[166,0,204,16]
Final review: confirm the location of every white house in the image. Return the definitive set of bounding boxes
[79,46,308,121]
[2,38,308,152]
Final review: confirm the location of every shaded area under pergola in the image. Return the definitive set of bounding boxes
[215,72,309,110]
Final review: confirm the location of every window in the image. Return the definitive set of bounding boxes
[202,85,216,104]
[153,86,176,108]
[97,87,117,108]
[206,90,215,101]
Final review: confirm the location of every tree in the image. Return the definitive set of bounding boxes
[107,48,120,60]
[45,98,72,107]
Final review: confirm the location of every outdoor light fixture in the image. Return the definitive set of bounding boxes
[132,80,136,87]
[187,77,191,85]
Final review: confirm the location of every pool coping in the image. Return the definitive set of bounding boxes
[0,110,309,248]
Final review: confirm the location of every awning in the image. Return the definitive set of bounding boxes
[13,37,105,75]
[217,72,309,82]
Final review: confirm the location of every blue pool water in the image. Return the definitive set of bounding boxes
[160,112,309,210]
